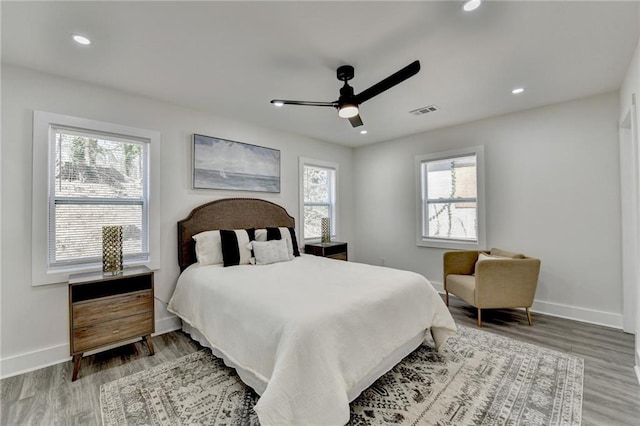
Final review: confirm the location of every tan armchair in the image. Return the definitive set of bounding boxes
[443,249,541,327]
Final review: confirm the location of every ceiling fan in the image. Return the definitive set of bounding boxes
[270,60,421,128]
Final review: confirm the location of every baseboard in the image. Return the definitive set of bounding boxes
[430,280,623,329]
[636,349,640,385]
[530,299,623,329]
[0,315,182,380]
[0,343,69,380]
[154,315,182,335]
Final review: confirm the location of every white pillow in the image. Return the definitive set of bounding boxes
[249,239,291,265]
[474,252,508,274]
[192,230,223,266]
[478,253,511,262]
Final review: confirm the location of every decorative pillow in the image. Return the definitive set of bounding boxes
[474,252,508,275]
[250,239,291,265]
[265,227,300,259]
[220,229,256,267]
[490,248,525,259]
[478,252,500,262]
[192,230,223,266]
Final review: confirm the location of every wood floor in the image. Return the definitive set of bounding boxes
[2,296,639,425]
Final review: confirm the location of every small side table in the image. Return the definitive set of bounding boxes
[304,242,348,261]
[68,266,155,381]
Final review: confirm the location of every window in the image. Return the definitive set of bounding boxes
[299,158,338,241]
[49,127,148,267]
[32,111,161,286]
[415,146,485,249]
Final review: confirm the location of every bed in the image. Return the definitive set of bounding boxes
[168,198,456,425]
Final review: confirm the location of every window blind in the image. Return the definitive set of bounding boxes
[423,154,478,241]
[303,165,336,239]
[48,126,149,267]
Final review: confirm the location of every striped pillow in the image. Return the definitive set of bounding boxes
[220,229,256,267]
[255,228,268,242]
[265,227,300,259]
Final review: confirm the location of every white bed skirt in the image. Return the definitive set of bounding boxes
[181,321,427,402]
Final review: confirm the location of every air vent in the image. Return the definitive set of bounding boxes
[410,105,440,116]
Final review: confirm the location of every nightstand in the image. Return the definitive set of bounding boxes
[304,242,348,261]
[68,266,155,381]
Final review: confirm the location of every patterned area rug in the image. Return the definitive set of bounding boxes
[100,326,583,425]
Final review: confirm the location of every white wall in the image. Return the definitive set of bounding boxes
[353,92,622,327]
[0,62,631,377]
[620,27,640,380]
[0,65,355,377]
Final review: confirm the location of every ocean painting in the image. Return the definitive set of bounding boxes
[193,134,280,192]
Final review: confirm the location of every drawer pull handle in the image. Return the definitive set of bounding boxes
[112,330,120,334]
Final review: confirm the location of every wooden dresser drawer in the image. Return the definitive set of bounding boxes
[73,312,153,353]
[72,290,152,327]
[327,252,348,261]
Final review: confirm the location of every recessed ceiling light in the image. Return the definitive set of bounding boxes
[360,130,368,135]
[72,34,91,45]
[462,0,482,12]
[512,87,525,95]
[272,100,284,107]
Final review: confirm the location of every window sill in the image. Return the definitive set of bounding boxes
[416,237,483,251]
[36,260,154,286]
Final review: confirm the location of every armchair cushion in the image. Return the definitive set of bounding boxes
[446,274,476,306]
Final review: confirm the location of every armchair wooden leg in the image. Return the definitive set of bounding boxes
[445,290,449,306]
[526,308,533,326]
[477,308,482,327]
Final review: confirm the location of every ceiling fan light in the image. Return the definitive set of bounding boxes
[462,0,482,12]
[338,104,359,119]
[72,34,91,45]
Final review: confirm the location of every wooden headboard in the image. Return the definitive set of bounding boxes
[177,198,295,271]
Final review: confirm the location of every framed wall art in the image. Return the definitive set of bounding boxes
[192,134,280,193]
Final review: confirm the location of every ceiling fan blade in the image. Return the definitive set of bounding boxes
[348,114,364,127]
[353,60,421,105]
[271,99,337,107]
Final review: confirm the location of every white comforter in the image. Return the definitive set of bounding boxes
[168,255,456,426]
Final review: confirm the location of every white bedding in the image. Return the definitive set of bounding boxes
[168,254,456,426]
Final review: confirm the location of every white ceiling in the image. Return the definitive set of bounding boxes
[2,1,638,147]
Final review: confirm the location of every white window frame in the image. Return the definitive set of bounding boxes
[32,111,161,286]
[415,146,486,250]
[299,158,339,242]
